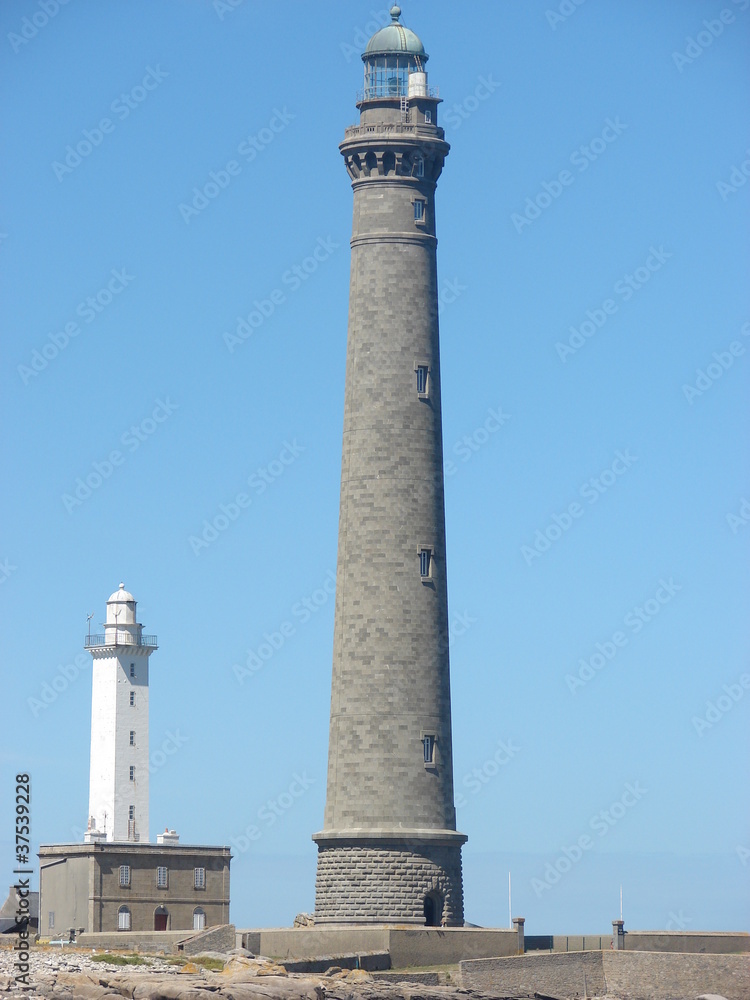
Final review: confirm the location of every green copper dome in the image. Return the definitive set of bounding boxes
[363,5,428,61]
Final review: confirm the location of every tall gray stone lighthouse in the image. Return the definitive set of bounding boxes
[313,5,466,927]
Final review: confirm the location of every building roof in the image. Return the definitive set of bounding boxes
[107,582,135,603]
[364,5,428,61]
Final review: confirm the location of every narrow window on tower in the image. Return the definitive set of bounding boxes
[129,766,135,781]
[48,912,55,930]
[414,199,425,223]
[419,547,432,580]
[129,663,135,678]
[423,734,436,765]
[129,691,135,707]
[424,109,432,124]
[415,155,425,178]
[129,731,135,746]
[415,363,430,399]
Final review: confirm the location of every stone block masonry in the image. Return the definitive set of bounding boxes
[460,950,750,1000]
[314,840,463,925]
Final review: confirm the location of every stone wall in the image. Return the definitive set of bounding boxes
[460,951,606,998]
[77,930,187,953]
[176,924,236,956]
[602,951,750,999]
[460,950,750,1000]
[314,841,464,925]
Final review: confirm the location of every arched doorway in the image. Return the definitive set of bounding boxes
[193,907,206,931]
[423,891,443,927]
[154,906,169,931]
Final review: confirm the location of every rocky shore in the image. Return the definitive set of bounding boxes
[0,947,526,1000]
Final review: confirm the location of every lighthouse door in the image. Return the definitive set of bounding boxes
[154,907,169,931]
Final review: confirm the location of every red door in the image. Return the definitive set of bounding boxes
[154,909,168,931]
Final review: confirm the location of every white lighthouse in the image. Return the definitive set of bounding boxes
[84,583,157,843]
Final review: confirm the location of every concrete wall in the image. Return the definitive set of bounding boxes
[237,926,517,968]
[38,855,90,935]
[460,950,750,1000]
[77,930,187,953]
[623,930,750,953]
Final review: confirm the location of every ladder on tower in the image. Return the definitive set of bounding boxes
[400,95,409,123]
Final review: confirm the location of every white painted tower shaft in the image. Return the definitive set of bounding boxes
[85,584,157,843]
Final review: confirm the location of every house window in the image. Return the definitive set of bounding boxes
[423,734,436,764]
[415,156,425,178]
[130,731,135,746]
[193,907,206,931]
[119,865,131,887]
[129,691,135,706]
[118,906,131,931]
[414,200,425,222]
[129,663,135,678]
[415,364,429,397]
[157,866,168,889]
[129,805,135,820]
[129,766,135,781]
[48,912,54,930]
[194,867,206,890]
[424,109,432,124]
[419,547,432,580]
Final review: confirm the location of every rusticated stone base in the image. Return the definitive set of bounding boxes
[313,836,464,926]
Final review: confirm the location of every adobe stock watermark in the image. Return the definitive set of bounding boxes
[230,772,316,853]
[737,845,750,865]
[340,8,391,62]
[443,75,501,131]
[682,321,749,404]
[222,237,339,353]
[0,559,17,586]
[692,673,750,736]
[17,268,135,385]
[179,108,295,223]
[438,278,468,316]
[672,1,748,73]
[726,497,750,534]
[511,118,628,234]
[444,406,511,478]
[61,397,178,514]
[521,450,638,566]
[716,149,750,201]
[212,0,249,19]
[189,439,305,555]
[556,247,673,362]
[52,68,169,181]
[27,653,88,717]
[7,0,71,54]
[546,0,588,31]
[531,782,647,896]
[565,579,682,693]
[665,910,692,931]
[232,570,336,683]
[454,738,520,810]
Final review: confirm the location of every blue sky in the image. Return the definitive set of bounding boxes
[1,0,748,935]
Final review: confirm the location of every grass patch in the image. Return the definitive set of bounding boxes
[165,955,224,971]
[91,953,147,966]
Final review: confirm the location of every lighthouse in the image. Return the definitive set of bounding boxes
[313,6,466,926]
[84,583,157,843]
